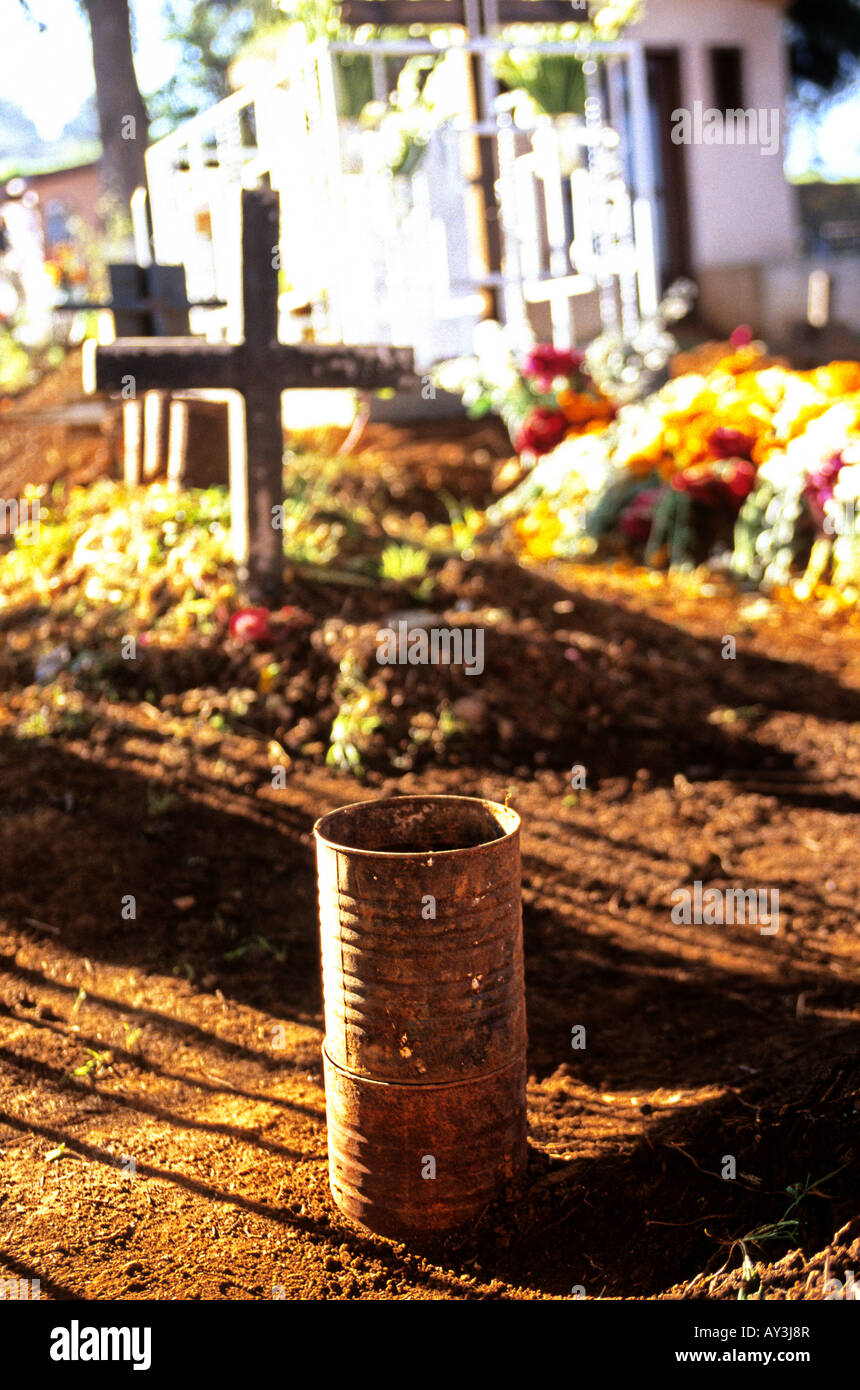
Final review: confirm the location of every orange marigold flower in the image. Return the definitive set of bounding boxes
[557,389,615,426]
[806,363,860,397]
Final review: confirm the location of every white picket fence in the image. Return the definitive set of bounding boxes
[145,32,658,370]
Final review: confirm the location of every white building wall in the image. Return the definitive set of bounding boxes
[633,0,800,268]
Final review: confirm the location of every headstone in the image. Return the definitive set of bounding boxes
[167,393,232,489]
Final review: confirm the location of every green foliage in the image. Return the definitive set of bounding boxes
[0,330,63,396]
[494,50,585,115]
[378,542,430,584]
[437,495,484,556]
[739,1162,844,1262]
[336,51,376,118]
[218,933,286,964]
[356,53,461,176]
[1,483,236,720]
[283,0,342,42]
[326,657,385,775]
[644,485,694,569]
[147,0,289,130]
[787,0,860,93]
[0,327,36,394]
[72,1047,113,1080]
[732,475,808,590]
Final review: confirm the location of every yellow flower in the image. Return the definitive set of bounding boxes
[515,501,562,559]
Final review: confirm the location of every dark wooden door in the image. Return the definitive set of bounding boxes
[645,48,693,289]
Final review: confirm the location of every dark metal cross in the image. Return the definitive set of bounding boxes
[84,187,415,605]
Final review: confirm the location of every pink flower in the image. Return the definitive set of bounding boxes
[729,324,753,349]
[229,607,273,643]
[803,452,845,521]
[522,344,586,392]
[514,406,568,456]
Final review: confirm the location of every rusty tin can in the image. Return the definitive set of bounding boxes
[314,794,527,1237]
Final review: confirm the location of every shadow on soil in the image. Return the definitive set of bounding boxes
[0,586,857,1299]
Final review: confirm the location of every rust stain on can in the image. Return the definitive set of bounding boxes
[314,794,528,1238]
[323,1048,528,1238]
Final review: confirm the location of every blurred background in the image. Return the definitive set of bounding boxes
[0,0,858,385]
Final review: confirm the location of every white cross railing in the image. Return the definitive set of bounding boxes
[145,30,658,369]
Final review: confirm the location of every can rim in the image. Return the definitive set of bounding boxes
[313,793,520,858]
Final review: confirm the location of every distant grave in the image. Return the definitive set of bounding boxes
[86,187,415,605]
[57,260,227,485]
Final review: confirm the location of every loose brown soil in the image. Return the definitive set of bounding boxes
[0,388,858,1301]
[0,351,118,508]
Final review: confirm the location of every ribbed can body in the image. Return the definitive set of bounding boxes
[314,795,527,1237]
[322,1049,528,1237]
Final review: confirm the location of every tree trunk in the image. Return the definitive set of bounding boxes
[83,0,149,222]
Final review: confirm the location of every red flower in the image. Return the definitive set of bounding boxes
[724,459,756,502]
[523,345,586,392]
[514,406,568,456]
[229,607,273,643]
[729,324,753,349]
[619,488,661,541]
[673,460,756,508]
[709,426,755,460]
